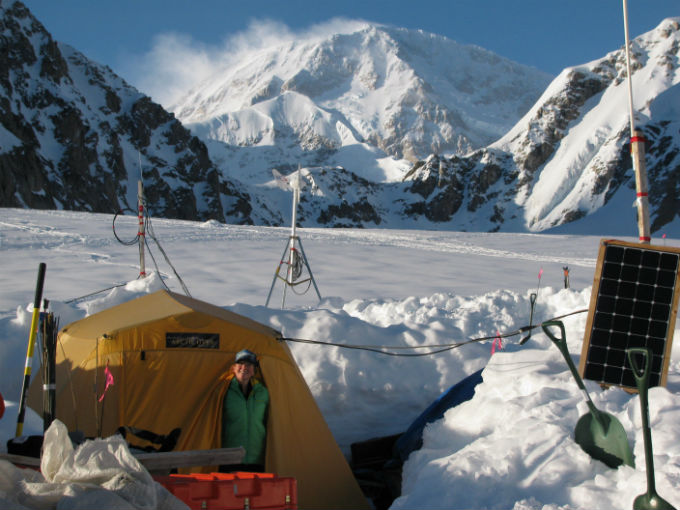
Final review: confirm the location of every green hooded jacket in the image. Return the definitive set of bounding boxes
[221,376,269,465]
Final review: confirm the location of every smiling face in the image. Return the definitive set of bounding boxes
[233,361,255,386]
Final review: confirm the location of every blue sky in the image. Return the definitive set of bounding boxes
[21,0,679,106]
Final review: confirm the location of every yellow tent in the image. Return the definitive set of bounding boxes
[29,290,369,510]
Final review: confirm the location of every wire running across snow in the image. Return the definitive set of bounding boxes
[282,308,588,357]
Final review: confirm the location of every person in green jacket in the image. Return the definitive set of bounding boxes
[220,349,269,472]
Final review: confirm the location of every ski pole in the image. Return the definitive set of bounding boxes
[41,301,58,432]
[16,262,46,437]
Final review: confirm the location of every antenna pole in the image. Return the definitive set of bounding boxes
[137,180,147,276]
[265,167,322,308]
[281,172,301,307]
[622,0,651,244]
[623,0,636,137]
[287,175,300,285]
[290,171,300,240]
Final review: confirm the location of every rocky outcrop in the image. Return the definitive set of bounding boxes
[0,1,251,223]
[2,2,679,235]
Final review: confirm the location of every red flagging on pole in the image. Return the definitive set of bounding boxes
[622,0,651,244]
[137,180,147,276]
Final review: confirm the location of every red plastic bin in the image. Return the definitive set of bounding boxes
[154,472,297,510]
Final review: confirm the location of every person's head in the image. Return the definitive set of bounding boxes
[232,349,258,385]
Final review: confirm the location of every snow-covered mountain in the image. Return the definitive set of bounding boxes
[172,24,552,163]
[1,1,679,236]
[407,18,680,235]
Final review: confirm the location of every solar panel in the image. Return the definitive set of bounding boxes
[579,239,680,390]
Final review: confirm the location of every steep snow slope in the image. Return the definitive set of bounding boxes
[406,18,680,236]
[498,17,680,231]
[172,24,552,163]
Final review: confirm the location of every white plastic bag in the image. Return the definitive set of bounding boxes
[4,420,188,510]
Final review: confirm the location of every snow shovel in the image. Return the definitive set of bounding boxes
[542,320,634,469]
[626,348,676,510]
[519,292,537,345]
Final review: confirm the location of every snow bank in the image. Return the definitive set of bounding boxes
[1,209,679,509]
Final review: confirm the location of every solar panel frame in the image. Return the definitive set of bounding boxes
[578,239,680,391]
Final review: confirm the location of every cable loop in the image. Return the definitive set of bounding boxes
[112,210,139,246]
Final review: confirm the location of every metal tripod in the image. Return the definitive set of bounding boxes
[265,234,321,308]
[265,169,321,308]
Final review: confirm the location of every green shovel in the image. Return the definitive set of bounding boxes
[542,320,634,469]
[626,347,676,510]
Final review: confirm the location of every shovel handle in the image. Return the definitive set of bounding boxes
[542,320,566,347]
[520,293,538,345]
[542,320,583,389]
[626,347,663,499]
[626,347,651,391]
[542,320,603,420]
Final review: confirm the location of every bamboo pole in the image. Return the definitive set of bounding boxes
[622,0,651,244]
[138,180,147,276]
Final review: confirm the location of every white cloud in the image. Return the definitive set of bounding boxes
[119,32,218,108]
[118,17,373,109]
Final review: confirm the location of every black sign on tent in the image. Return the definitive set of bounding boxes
[579,239,680,390]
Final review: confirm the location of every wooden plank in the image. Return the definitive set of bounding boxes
[578,239,608,377]
[135,447,245,471]
[0,446,245,472]
[0,452,40,467]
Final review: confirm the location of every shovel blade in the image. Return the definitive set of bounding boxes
[574,412,634,469]
[633,492,677,510]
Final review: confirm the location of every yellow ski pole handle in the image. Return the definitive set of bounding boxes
[16,263,46,437]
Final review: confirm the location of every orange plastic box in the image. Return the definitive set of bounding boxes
[154,472,297,510]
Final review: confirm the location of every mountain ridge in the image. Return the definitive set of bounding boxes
[173,23,553,162]
[1,1,678,237]
[0,1,254,223]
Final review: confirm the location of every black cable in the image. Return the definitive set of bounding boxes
[70,199,191,302]
[290,276,313,296]
[64,283,129,304]
[291,249,303,281]
[275,249,313,296]
[282,336,481,357]
[143,235,168,288]
[112,210,139,246]
[281,308,589,357]
[144,210,191,297]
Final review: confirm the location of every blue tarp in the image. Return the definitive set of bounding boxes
[394,368,484,461]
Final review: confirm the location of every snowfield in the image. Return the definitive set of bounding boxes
[0,208,679,509]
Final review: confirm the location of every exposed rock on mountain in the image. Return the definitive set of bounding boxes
[2,2,678,237]
[402,18,680,235]
[0,1,252,223]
